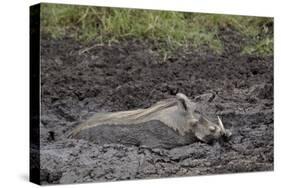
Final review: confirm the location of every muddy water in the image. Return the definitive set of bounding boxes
[38,37,273,184]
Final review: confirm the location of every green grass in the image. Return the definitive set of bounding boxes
[40,3,273,56]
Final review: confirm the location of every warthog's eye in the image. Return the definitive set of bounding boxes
[190,119,198,127]
[209,126,216,132]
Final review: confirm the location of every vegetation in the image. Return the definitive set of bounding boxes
[41,3,273,56]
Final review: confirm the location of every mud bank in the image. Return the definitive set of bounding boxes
[38,36,273,184]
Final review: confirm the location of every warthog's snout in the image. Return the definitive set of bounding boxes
[222,129,232,140]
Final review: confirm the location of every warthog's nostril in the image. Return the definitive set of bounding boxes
[222,130,232,141]
[225,130,232,137]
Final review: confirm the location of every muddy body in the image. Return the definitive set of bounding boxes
[69,93,231,147]
[74,120,197,148]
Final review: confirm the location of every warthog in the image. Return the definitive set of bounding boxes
[68,93,231,148]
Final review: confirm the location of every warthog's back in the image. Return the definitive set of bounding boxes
[69,97,193,137]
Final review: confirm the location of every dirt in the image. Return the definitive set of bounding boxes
[37,33,273,185]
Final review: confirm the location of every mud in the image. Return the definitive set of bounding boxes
[38,34,273,184]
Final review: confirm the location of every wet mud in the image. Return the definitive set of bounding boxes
[38,34,273,184]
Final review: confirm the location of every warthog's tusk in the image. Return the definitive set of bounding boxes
[217,116,226,133]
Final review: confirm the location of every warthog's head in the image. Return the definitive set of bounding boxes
[190,115,232,143]
[176,93,232,143]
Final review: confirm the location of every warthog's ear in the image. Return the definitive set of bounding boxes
[176,93,194,112]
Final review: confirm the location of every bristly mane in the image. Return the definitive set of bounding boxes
[121,98,178,120]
